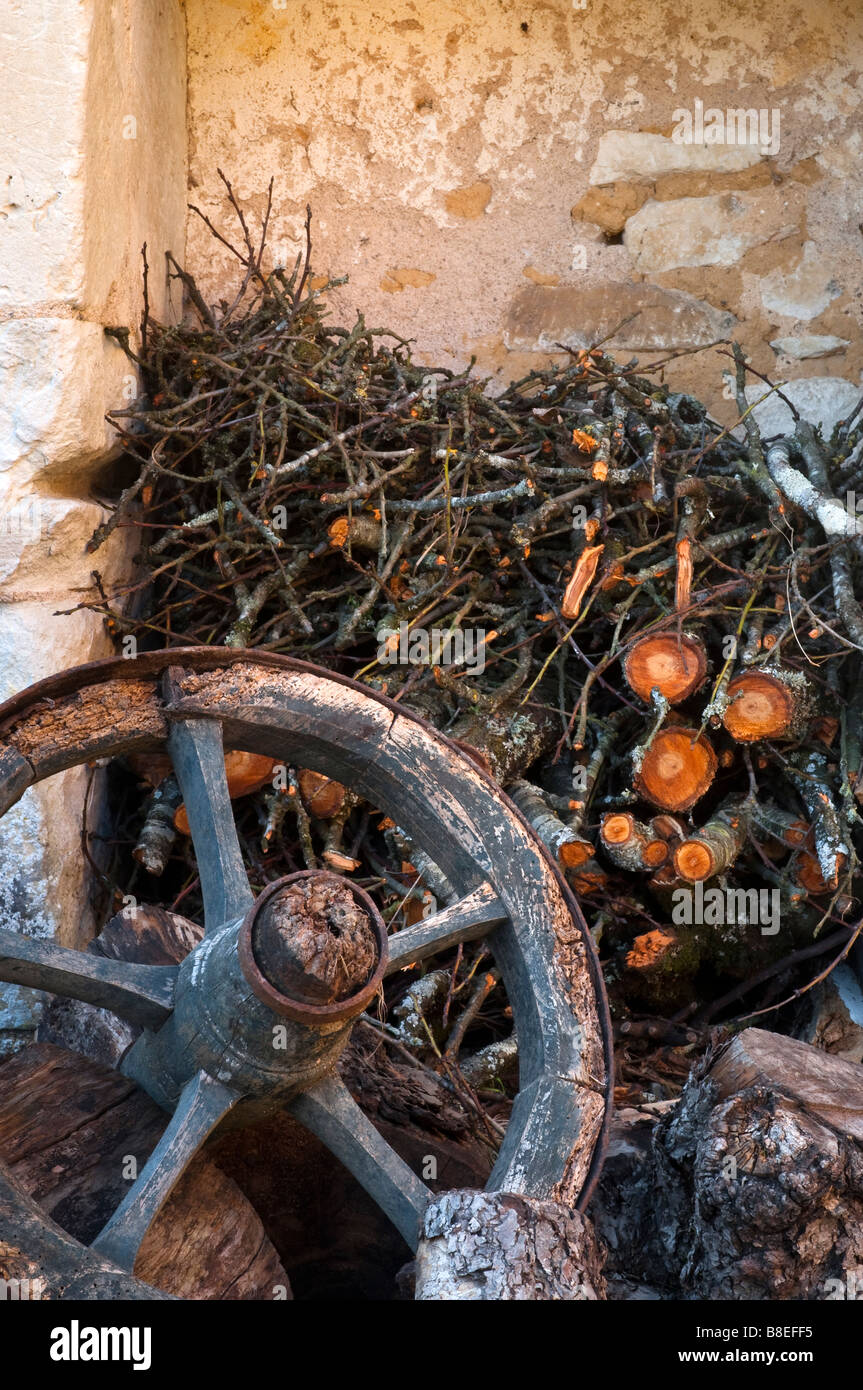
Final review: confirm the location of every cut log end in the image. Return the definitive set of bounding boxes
[673,840,716,882]
[722,670,806,742]
[625,928,678,972]
[634,727,717,812]
[623,632,708,705]
[558,838,596,869]
[327,514,382,552]
[794,849,848,896]
[643,839,670,868]
[672,801,748,882]
[599,812,669,871]
[601,813,635,846]
[298,769,347,819]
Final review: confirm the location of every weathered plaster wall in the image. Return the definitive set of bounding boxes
[185,0,863,424]
[0,0,187,1051]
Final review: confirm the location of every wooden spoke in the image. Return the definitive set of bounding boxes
[91,1071,240,1271]
[288,1074,430,1250]
[0,928,176,1028]
[385,881,507,975]
[166,713,254,932]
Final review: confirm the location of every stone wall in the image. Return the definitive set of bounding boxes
[185,0,863,429]
[0,0,186,1052]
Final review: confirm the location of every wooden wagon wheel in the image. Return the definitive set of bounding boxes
[0,648,612,1299]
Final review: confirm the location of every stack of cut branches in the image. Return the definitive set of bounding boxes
[83,178,863,1102]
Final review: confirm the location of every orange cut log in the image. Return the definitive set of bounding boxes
[327,513,382,551]
[175,751,279,835]
[623,632,708,705]
[634,727,717,812]
[625,928,679,972]
[600,812,669,871]
[298,769,347,819]
[672,801,748,882]
[722,669,811,742]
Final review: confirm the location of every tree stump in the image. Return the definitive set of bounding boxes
[593,1027,863,1300]
[414,1189,606,1300]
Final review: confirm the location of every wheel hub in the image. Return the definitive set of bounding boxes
[0,647,611,1280]
[122,872,388,1111]
[239,871,388,1024]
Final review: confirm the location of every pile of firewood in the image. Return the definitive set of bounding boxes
[81,177,863,1097]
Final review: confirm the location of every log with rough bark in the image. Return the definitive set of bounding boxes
[600,813,669,872]
[414,1189,607,1300]
[672,798,749,881]
[593,1027,863,1300]
[722,668,812,742]
[508,779,597,869]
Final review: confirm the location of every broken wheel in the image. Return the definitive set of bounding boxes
[0,649,611,1299]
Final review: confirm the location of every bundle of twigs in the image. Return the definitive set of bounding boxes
[83,179,863,1095]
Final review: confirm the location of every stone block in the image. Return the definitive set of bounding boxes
[0,0,186,321]
[0,497,130,601]
[0,319,129,488]
[624,190,803,273]
[759,241,844,321]
[770,335,849,360]
[589,131,763,187]
[744,377,861,441]
[505,282,736,352]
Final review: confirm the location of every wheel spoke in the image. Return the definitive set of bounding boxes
[166,711,254,932]
[385,881,507,975]
[91,1070,240,1271]
[288,1074,430,1250]
[0,929,175,1027]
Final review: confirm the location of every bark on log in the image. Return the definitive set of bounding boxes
[508,779,597,869]
[327,514,383,552]
[600,813,669,871]
[593,1028,863,1300]
[414,1189,606,1300]
[450,701,558,785]
[672,799,749,882]
[133,775,182,875]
